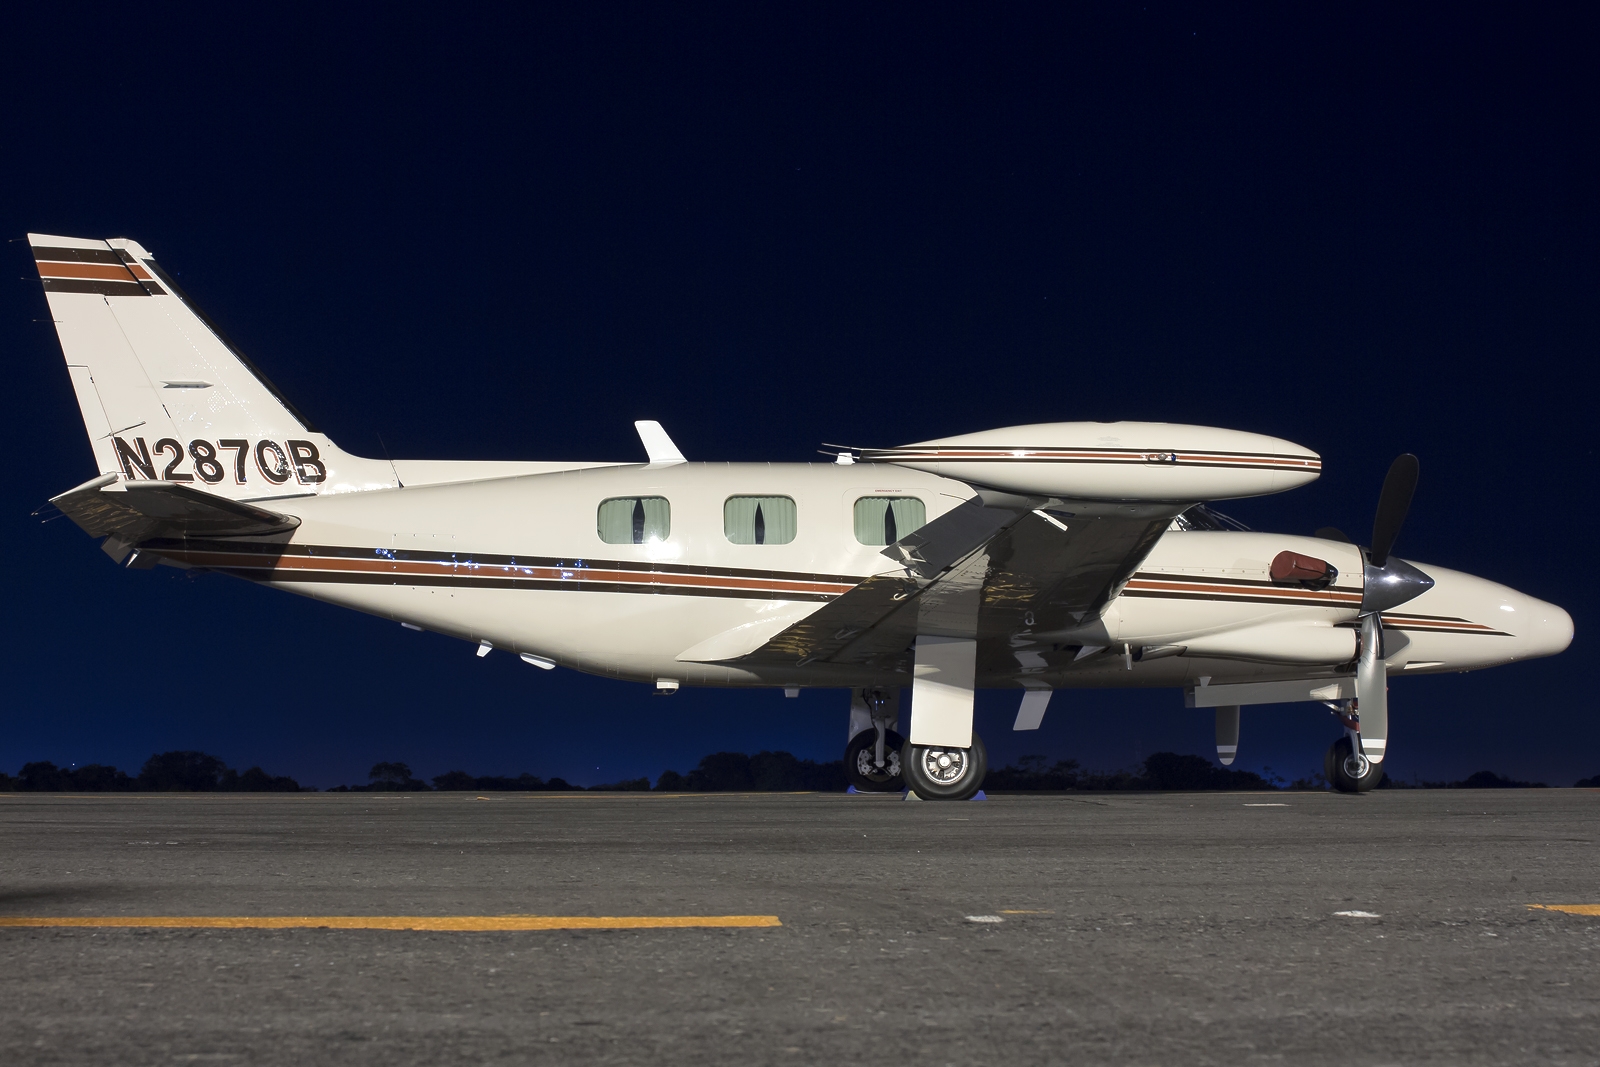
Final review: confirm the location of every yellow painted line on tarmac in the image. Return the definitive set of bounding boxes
[0,914,782,931]
[1527,904,1600,917]
[521,792,817,799]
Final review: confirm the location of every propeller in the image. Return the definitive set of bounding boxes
[1349,454,1433,767]
[1359,455,1433,616]
[1369,454,1419,568]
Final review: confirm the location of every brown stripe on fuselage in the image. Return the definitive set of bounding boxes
[1129,570,1350,590]
[1119,588,1361,608]
[1373,613,1507,636]
[1122,576,1361,605]
[152,539,862,585]
[219,569,840,602]
[158,546,857,601]
[1321,610,1508,636]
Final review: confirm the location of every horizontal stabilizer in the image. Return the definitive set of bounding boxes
[50,475,300,542]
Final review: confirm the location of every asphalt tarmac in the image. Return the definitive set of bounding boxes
[1,789,1596,1066]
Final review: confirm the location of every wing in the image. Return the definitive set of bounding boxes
[730,498,1178,681]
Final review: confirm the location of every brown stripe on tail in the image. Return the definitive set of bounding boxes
[34,245,166,296]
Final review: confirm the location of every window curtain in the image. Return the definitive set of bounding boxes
[597,497,670,544]
[853,496,927,545]
[724,496,797,545]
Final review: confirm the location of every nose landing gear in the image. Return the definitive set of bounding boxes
[845,728,906,791]
[844,687,905,792]
[1323,700,1384,793]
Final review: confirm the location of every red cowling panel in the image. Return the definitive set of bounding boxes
[1271,550,1333,585]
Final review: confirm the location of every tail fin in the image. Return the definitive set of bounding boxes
[30,234,394,497]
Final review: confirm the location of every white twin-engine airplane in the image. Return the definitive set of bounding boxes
[30,233,1573,799]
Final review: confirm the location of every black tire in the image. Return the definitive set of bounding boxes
[1325,736,1385,793]
[901,732,988,801]
[845,729,906,792]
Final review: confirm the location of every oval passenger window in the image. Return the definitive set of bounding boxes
[724,496,796,545]
[853,496,926,545]
[597,497,671,544]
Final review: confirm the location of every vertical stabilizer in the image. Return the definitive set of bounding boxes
[30,234,395,497]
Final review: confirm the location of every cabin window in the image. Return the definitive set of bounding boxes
[597,496,671,544]
[724,496,797,545]
[853,496,927,545]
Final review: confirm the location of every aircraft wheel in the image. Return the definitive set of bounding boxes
[845,729,906,792]
[902,732,988,801]
[1325,736,1384,793]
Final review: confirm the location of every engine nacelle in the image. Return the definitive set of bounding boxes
[1180,623,1357,665]
[865,421,1320,502]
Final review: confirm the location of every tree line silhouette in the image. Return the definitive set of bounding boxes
[0,751,302,792]
[2,749,1585,793]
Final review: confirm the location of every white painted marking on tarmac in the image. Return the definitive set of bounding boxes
[1334,910,1381,918]
[1244,803,1287,807]
[965,915,1004,923]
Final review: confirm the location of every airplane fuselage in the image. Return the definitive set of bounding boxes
[146,460,1569,691]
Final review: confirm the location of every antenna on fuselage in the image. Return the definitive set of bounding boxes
[376,432,403,488]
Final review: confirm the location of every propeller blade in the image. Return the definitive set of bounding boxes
[1369,454,1419,567]
[1215,705,1240,766]
[1354,613,1388,764]
[1314,527,1352,543]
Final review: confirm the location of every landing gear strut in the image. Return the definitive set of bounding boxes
[1324,700,1384,793]
[844,688,904,792]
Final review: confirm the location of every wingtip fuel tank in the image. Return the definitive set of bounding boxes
[863,421,1321,502]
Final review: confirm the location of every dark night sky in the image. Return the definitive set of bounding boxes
[1,4,1594,788]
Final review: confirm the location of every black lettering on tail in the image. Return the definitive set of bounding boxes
[113,436,156,479]
[255,440,292,484]
[287,440,327,484]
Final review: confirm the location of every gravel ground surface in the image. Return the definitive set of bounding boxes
[1,789,1596,1066]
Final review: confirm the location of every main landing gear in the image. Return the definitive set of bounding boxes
[901,734,988,801]
[1324,700,1384,793]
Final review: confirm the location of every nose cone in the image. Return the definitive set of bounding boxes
[1396,563,1573,671]
[1502,594,1574,661]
